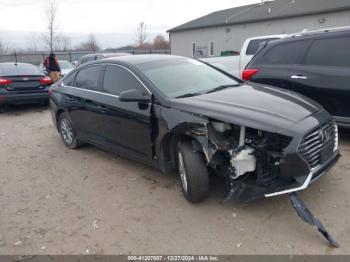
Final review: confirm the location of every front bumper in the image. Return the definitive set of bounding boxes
[265,151,340,197]
[0,91,49,105]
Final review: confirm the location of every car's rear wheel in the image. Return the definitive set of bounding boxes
[58,113,82,149]
[177,140,209,203]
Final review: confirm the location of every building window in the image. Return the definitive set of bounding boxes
[209,42,214,56]
[192,43,196,57]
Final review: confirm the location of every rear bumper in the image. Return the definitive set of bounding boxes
[0,91,49,105]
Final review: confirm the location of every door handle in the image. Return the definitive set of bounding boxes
[291,75,308,80]
[97,105,108,113]
[67,95,76,101]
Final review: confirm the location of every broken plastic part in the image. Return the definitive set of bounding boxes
[289,192,339,248]
[230,148,256,178]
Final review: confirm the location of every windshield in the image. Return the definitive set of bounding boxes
[137,58,240,98]
[59,61,74,69]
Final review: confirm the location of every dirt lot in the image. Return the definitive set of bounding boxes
[0,105,350,255]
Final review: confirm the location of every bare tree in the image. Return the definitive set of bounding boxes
[136,22,147,47]
[43,0,58,52]
[26,33,39,52]
[55,34,71,51]
[152,34,169,50]
[0,40,10,54]
[76,33,100,52]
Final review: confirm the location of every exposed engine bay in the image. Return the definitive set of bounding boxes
[188,120,292,202]
[186,120,339,247]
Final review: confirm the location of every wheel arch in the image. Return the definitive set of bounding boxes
[158,123,206,173]
[55,109,67,129]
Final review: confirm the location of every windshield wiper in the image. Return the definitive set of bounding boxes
[205,84,239,94]
[175,92,204,99]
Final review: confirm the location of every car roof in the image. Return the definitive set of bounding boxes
[102,53,130,57]
[285,28,350,41]
[246,34,287,41]
[260,28,350,49]
[100,54,188,66]
[80,52,130,59]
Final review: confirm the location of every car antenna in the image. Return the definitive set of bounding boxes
[14,52,18,66]
[289,192,339,247]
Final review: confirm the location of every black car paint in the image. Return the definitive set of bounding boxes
[49,55,339,201]
[246,30,350,128]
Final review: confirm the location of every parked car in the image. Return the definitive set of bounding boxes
[243,27,350,128]
[200,34,286,78]
[49,55,339,204]
[0,62,52,110]
[39,60,75,77]
[77,53,130,66]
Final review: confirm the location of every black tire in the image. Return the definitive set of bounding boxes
[177,140,209,203]
[58,112,82,149]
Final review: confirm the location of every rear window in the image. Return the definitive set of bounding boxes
[246,38,279,55]
[0,63,42,76]
[304,37,350,68]
[263,40,308,65]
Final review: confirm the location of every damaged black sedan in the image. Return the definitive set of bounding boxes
[49,55,339,203]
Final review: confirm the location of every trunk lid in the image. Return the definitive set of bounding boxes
[4,75,45,92]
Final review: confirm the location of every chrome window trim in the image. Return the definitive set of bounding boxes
[61,82,120,98]
[61,63,152,97]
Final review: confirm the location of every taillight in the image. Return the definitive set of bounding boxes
[39,76,53,85]
[0,78,12,86]
[242,69,259,81]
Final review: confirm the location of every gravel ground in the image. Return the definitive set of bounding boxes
[0,105,349,255]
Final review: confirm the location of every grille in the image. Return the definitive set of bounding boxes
[298,121,338,170]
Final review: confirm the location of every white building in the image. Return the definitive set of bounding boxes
[168,0,350,57]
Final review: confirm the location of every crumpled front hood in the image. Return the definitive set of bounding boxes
[170,83,322,133]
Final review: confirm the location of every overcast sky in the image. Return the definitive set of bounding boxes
[0,0,261,49]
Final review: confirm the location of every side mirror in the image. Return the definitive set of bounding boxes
[119,89,151,103]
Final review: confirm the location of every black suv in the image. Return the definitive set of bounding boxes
[243,28,350,128]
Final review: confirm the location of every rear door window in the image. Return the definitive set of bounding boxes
[304,37,350,68]
[102,65,144,96]
[75,65,102,91]
[263,40,309,65]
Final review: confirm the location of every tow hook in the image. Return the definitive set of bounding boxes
[289,193,339,248]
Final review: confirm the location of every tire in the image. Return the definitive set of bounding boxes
[177,140,209,203]
[58,113,82,149]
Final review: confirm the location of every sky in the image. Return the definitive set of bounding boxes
[0,0,261,49]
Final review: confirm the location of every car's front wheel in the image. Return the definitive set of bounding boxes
[58,113,82,149]
[177,140,209,203]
